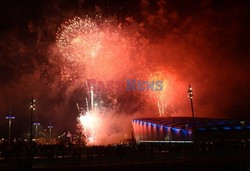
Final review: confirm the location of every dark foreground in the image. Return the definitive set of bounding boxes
[0,141,250,170]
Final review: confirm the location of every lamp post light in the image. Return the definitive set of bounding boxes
[48,125,53,139]
[187,85,196,143]
[33,122,40,139]
[6,115,15,145]
[29,97,36,142]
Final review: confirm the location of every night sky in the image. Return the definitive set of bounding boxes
[0,0,249,138]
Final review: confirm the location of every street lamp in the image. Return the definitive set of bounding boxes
[29,97,35,142]
[6,115,15,145]
[33,122,40,139]
[187,85,196,143]
[48,125,53,139]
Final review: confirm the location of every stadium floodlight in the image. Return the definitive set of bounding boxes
[187,85,195,119]
[29,97,36,142]
[187,85,196,142]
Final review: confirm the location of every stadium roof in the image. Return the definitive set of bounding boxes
[132,117,250,131]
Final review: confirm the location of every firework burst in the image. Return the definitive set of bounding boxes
[56,16,144,81]
[143,68,178,117]
[56,15,147,145]
[56,16,104,63]
[78,110,102,144]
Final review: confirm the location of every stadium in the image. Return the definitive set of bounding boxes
[132,117,250,143]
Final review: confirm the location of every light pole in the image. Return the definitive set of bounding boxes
[48,125,53,139]
[29,97,35,142]
[33,122,40,139]
[187,85,196,143]
[6,115,15,145]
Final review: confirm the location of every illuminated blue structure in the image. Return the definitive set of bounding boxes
[132,117,250,143]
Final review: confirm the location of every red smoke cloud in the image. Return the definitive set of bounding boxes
[0,0,249,140]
